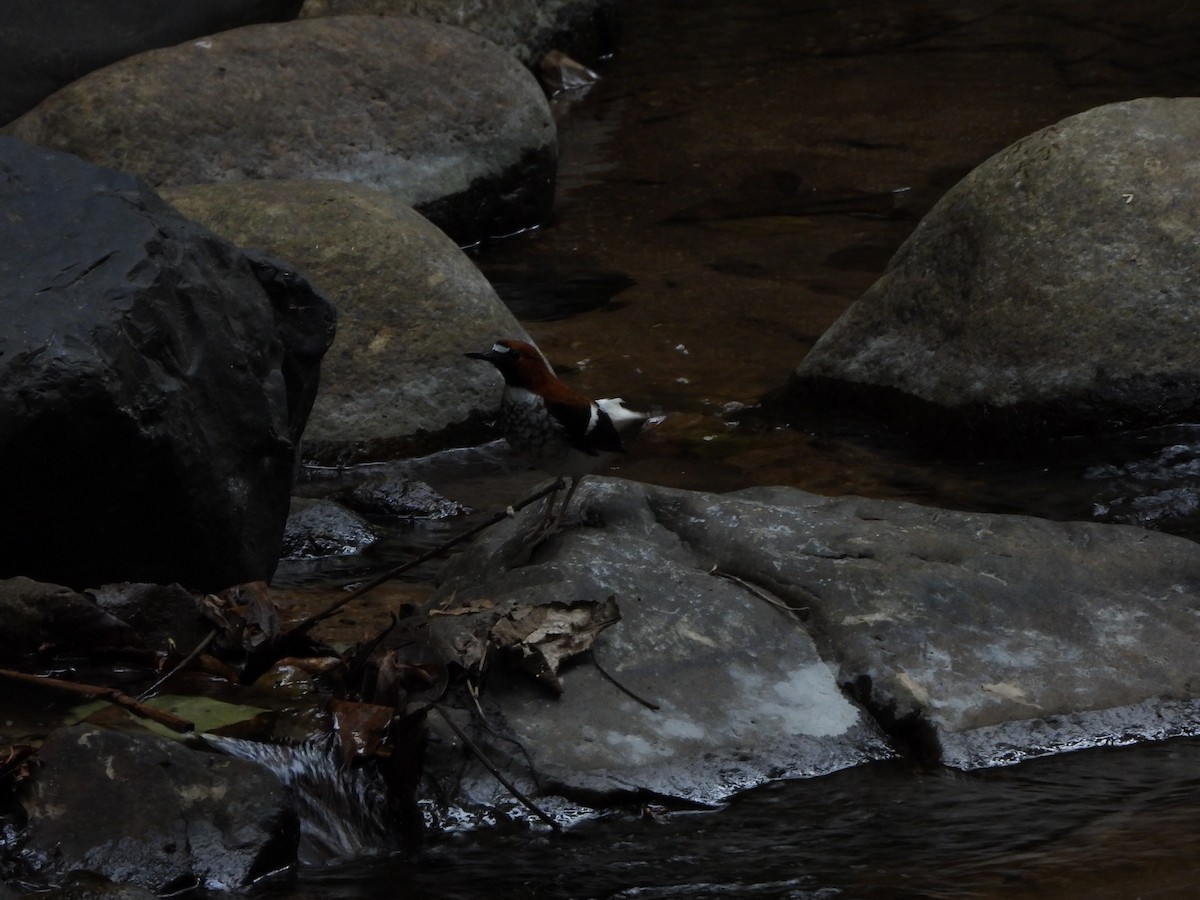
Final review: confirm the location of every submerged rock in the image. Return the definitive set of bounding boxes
[164,179,530,461]
[3,16,556,245]
[21,725,299,892]
[283,498,378,559]
[338,477,467,519]
[427,477,1200,818]
[774,98,1200,442]
[0,138,334,590]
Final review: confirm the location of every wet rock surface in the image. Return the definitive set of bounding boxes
[427,476,1200,813]
[3,16,556,245]
[87,583,212,657]
[164,180,529,461]
[336,477,467,519]
[0,578,141,661]
[0,138,333,591]
[773,98,1200,441]
[429,487,893,810]
[283,498,378,560]
[21,725,299,892]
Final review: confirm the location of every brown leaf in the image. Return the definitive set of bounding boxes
[330,698,394,763]
[489,596,621,694]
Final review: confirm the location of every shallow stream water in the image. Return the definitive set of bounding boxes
[281,2,1200,896]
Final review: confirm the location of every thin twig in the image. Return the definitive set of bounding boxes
[430,702,561,832]
[0,668,194,732]
[136,628,219,701]
[286,479,565,639]
[709,567,805,613]
[590,648,659,710]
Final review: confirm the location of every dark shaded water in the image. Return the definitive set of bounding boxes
[278,739,1200,899]
[281,1,1200,896]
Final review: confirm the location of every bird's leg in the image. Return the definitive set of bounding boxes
[543,476,584,535]
[537,482,563,530]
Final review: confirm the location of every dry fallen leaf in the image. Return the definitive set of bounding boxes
[489,596,621,694]
[330,698,395,763]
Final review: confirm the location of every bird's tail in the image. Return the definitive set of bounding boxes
[596,397,657,437]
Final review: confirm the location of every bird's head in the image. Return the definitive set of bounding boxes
[465,339,550,386]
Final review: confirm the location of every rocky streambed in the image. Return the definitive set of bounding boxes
[3,0,1200,896]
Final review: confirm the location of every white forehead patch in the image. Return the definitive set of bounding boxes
[493,342,512,354]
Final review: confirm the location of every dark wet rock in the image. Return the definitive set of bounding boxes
[427,482,895,813]
[0,578,141,661]
[87,583,211,655]
[0,137,334,590]
[3,16,556,246]
[338,478,466,519]
[283,499,378,560]
[299,0,620,66]
[430,477,1200,804]
[21,724,299,892]
[0,0,303,127]
[774,98,1200,442]
[164,180,531,462]
[1088,439,1200,535]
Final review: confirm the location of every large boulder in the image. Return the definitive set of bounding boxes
[772,98,1200,442]
[0,138,335,590]
[0,0,304,127]
[299,0,620,65]
[429,476,1200,815]
[2,16,556,246]
[21,725,299,892]
[164,179,532,462]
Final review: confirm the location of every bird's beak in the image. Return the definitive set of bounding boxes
[464,350,493,361]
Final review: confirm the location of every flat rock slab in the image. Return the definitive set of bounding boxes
[3,16,556,245]
[433,477,1200,813]
[430,486,896,813]
[661,482,1200,768]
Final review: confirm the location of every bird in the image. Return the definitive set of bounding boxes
[466,338,649,533]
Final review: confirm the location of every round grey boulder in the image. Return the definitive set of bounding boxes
[3,16,556,246]
[778,98,1200,440]
[164,179,531,462]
